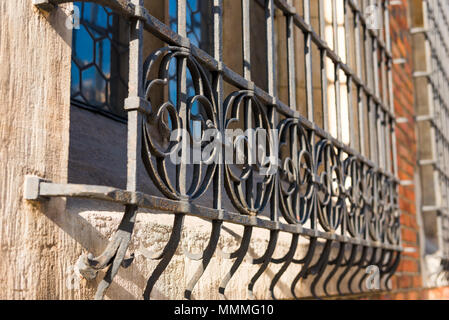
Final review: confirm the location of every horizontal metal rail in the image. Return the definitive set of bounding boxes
[25,177,403,252]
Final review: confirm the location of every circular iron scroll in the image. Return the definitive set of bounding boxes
[141,46,218,201]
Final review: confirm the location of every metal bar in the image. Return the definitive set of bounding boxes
[304,0,313,121]
[319,0,329,132]
[267,0,276,97]
[242,0,251,80]
[176,0,188,197]
[345,0,356,149]
[126,0,144,192]
[303,0,318,231]
[242,0,255,211]
[355,6,366,156]
[213,0,224,210]
[333,0,342,141]
[286,0,297,110]
[25,178,404,251]
[266,0,279,222]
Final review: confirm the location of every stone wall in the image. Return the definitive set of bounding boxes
[0,0,75,299]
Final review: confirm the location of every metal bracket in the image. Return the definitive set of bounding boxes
[124,96,152,115]
[133,4,149,21]
[24,175,48,201]
[24,176,137,300]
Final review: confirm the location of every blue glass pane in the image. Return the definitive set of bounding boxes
[95,39,111,79]
[168,59,177,106]
[169,0,205,49]
[73,26,94,67]
[169,0,178,33]
[83,3,108,29]
[81,66,107,106]
[71,62,80,95]
[71,2,128,118]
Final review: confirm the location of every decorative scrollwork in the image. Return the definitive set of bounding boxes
[370,173,388,242]
[315,139,344,232]
[278,118,314,224]
[386,181,401,245]
[142,46,218,201]
[343,157,366,239]
[223,91,275,216]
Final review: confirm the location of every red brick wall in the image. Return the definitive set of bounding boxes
[371,287,449,300]
[388,0,422,295]
[367,0,448,300]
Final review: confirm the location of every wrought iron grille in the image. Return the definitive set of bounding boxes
[31,0,401,300]
[413,0,449,286]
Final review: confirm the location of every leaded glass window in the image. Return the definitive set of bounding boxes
[71,2,129,120]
